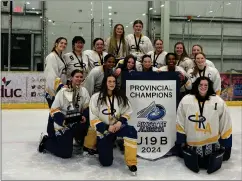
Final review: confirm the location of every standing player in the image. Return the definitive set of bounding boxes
[191,44,215,68]
[64,36,90,82]
[44,37,68,108]
[83,38,108,70]
[126,20,153,67]
[174,42,194,72]
[89,74,137,175]
[187,53,221,95]
[147,39,167,68]
[176,77,232,173]
[38,70,90,158]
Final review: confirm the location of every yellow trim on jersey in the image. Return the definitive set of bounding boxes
[50,108,61,117]
[54,78,62,92]
[122,114,130,120]
[90,119,102,128]
[221,127,232,139]
[176,124,185,133]
[187,135,220,146]
[216,90,221,95]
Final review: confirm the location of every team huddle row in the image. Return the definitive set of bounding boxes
[38,20,231,175]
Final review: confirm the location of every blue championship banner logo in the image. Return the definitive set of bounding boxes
[124,71,180,160]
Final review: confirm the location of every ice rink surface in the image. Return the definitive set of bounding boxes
[2,107,242,180]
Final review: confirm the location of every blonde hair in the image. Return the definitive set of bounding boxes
[108,24,126,56]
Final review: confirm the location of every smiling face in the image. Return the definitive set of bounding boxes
[155,40,163,53]
[107,76,116,91]
[127,58,135,70]
[195,53,206,67]
[175,43,184,56]
[71,72,84,86]
[104,56,116,69]
[74,41,84,52]
[94,40,104,53]
[192,45,202,58]
[56,39,67,52]
[142,57,152,70]
[167,54,176,69]
[115,25,124,37]
[133,23,143,34]
[198,79,209,97]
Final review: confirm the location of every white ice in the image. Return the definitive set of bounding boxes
[2,107,242,180]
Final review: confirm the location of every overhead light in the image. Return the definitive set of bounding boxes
[126,26,128,28]
[48,19,52,22]
[197,15,200,17]
[109,18,112,20]
[226,2,231,5]
[142,13,146,16]
[26,2,30,5]
[209,10,213,13]
[40,16,42,19]
[161,4,165,7]
[154,10,156,13]
[149,8,153,10]
[91,9,92,11]
[109,12,112,15]
[108,6,112,9]
[90,2,93,5]
[32,7,35,10]
[36,12,39,14]
[90,14,93,16]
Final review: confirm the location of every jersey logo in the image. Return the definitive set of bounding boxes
[70,55,74,60]
[73,62,87,69]
[214,103,217,110]
[188,112,211,134]
[93,62,101,66]
[102,108,117,115]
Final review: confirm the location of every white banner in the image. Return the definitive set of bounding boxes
[126,80,177,160]
[1,72,46,103]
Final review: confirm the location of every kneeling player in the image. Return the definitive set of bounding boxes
[176,77,232,174]
[38,69,90,158]
[89,74,137,175]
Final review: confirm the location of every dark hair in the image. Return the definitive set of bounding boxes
[122,54,137,71]
[97,73,129,107]
[141,54,151,62]
[133,20,143,27]
[154,39,163,45]
[51,37,67,52]
[72,36,85,45]
[104,53,115,63]
[190,77,216,101]
[191,53,206,76]
[93,38,104,48]
[165,53,176,65]
[71,69,83,77]
[174,42,189,62]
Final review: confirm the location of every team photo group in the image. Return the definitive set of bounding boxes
[39,19,232,175]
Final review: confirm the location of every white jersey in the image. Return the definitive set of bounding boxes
[206,59,215,68]
[126,34,153,62]
[158,66,192,91]
[147,50,167,68]
[192,58,215,68]
[176,57,194,72]
[105,37,128,59]
[83,50,108,70]
[63,52,90,80]
[50,86,90,130]
[83,66,121,96]
[44,52,67,96]
[176,94,232,147]
[89,92,133,135]
[187,66,221,95]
